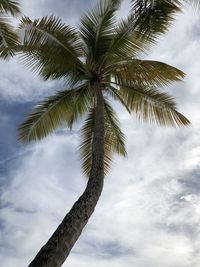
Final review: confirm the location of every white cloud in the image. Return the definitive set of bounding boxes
[20,0,93,25]
[0,58,57,102]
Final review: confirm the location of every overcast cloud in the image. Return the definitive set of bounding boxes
[0,1,200,267]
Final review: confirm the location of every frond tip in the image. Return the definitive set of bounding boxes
[111,83,190,127]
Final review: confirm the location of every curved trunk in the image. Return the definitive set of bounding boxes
[28,85,105,267]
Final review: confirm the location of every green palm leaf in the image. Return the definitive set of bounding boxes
[104,85,132,114]
[18,84,92,143]
[79,100,126,177]
[101,15,149,66]
[130,0,199,42]
[18,16,84,79]
[0,16,19,58]
[103,0,196,65]
[131,0,181,39]
[79,0,120,64]
[68,84,94,128]
[114,59,185,87]
[0,0,21,16]
[79,109,94,177]
[110,81,190,127]
[104,98,127,156]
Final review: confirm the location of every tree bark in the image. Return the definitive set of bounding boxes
[28,84,105,267]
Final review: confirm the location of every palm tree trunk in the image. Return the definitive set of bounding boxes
[28,84,105,267]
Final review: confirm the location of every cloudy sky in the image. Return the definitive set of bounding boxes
[0,1,200,267]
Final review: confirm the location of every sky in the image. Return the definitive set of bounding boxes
[0,1,200,267]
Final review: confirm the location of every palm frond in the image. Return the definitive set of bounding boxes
[18,84,92,143]
[0,16,19,58]
[130,0,181,40]
[111,81,190,127]
[19,49,86,84]
[68,84,94,128]
[79,100,126,177]
[0,0,21,16]
[131,0,200,11]
[104,85,132,114]
[18,16,84,78]
[101,15,149,66]
[104,98,127,157]
[19,15,82,56]
[79,109,94,177]
[113,59,185,87]
[79,0,120,64]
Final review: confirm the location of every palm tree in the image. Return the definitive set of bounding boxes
[0,0,20,58]
[9,0,191,266]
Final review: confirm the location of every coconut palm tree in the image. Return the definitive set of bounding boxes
[11,0,191,266]
[0,0,20,58]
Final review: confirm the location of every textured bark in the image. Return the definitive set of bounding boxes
[28,85,105,267]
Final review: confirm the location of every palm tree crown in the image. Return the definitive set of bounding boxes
[17,0,189,176]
